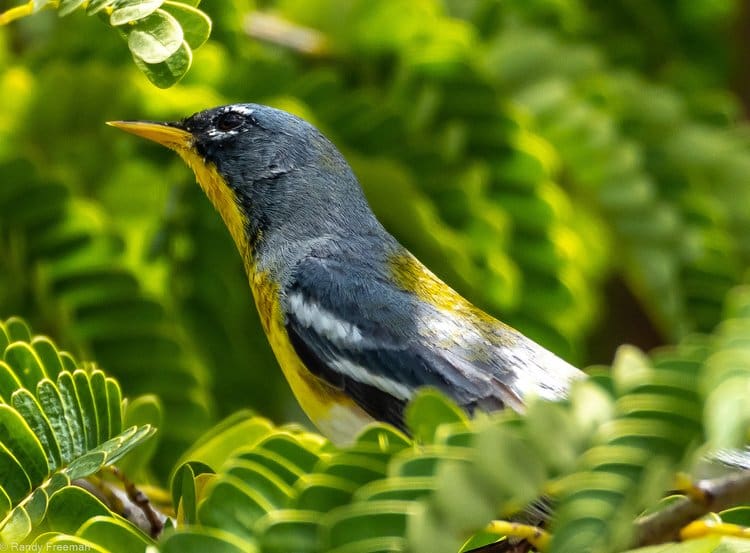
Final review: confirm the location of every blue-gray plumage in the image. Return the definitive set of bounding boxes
[110,103,585,440]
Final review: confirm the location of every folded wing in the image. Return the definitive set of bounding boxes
[283,254,582,430]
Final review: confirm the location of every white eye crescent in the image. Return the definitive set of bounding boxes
[215,111,245,132]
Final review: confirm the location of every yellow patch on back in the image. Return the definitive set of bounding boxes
[389,251,493,320]
[388,250,514,346]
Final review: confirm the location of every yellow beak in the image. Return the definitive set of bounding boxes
[106,120,193,150]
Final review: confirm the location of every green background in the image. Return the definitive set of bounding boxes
[1,0,749,472]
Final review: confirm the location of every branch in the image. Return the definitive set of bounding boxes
[243,12,329,56]
[634,470,750,546]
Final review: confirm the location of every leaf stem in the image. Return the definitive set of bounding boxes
[0,1,35,25]
[486,520,550,552]
[243,12,329,56]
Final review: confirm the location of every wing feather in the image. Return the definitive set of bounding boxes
[283,255,582,430]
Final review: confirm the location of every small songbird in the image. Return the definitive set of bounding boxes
[109,104,584,443]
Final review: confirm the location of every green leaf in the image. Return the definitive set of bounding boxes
[162,1,211,49]
[459,530,504,553]
[31,338,64,381]
[59,353,77,373]
[97,424,156,466]
[295,474,356,511]
[0,362,23,404]
[36,379,74,465]
[77,516,154,552]
[0,488,10,521]
[22,486,48,526]
[56,371,86,460]
[127,9,184,64]
[198,475,275,538]
[0,327,8,353]
[0,443,31,503]
[47,486,111,534]
[63,451,107,480]
[85,0,117,15]
[110,0,164,26]
[432,460,496,535]
[118,394,161,477]
[31,0,50,13]
[324,500,410,549]
[624,535,721,553]
[90,370,110,445]
[175,413,274,473]
[105,377,123,438]
[57,0,86,17]
[1,504,31,544]
[5,342,46,391]
[235,450,304,487]
[257,434,322,474]
[405,389,468,444]
[12,389,63,471]
[132,40,192,88]
[719,506,750,526]
[354,424,412,453]
[0,404,48,486]
[4,317,31,342]
[160,528,255,553]
[256,511,320,553]
[355,475,433,502]
[224,458,295,508]
[172,461,212,524]
[72,370,99,451]
[714,537,750,553]
[1,486,48,543]
[320,453,386,487]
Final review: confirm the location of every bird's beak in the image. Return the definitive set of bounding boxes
[106,120,193,150]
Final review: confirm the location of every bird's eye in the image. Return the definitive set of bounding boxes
[215,111,245,132]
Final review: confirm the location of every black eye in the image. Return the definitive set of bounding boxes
[215,111,244,132]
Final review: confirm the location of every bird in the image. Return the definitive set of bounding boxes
[108,104,584,444]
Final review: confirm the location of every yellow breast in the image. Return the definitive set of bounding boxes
[251,271,373,444]
[178,149,374,443]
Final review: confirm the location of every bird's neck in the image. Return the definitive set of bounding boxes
[178,147,252,265]
[239,169,384,287]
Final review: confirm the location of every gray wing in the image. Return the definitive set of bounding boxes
[283,254,582,430]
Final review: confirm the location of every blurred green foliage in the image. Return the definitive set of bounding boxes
[7,296,750,552]
[0,316,155,546]
[1,0,750,551]
[0,0,211,86]
[2,0,748,427]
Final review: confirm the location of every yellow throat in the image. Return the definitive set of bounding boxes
[107,120,250,265]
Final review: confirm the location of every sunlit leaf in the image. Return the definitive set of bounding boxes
[127,9,184,64]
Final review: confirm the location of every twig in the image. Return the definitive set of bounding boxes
[108,466,165,538]
[634,470,750,546]
[243,12,329,56]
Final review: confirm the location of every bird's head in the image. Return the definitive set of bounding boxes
[109,104,372,265]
